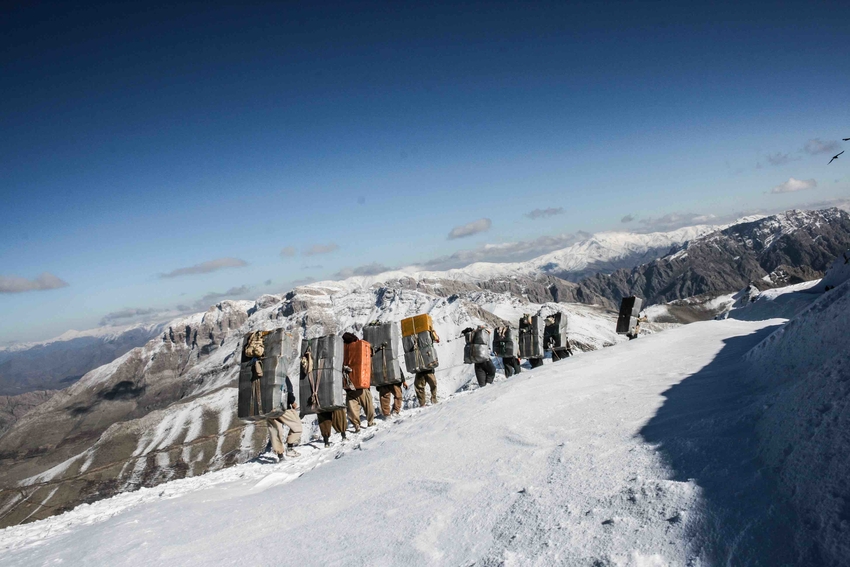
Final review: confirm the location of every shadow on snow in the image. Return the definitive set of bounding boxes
[639,324,820,566]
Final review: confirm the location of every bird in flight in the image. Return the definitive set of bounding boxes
[828,150,844,164]
[843,138,850,141]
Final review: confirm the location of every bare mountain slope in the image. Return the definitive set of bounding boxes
[0,323,167,396]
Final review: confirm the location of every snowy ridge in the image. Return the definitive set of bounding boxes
[0,321,168,354]
[321,224,721,290]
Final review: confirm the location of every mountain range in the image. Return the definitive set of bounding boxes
[1,207,849,528]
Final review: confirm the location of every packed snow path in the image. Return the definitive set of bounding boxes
[0,319,798,566]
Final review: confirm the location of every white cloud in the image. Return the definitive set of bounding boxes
[160,258,248,278]
[447,218,492,240]
[770,177,817,194]
[0,273,69,293]
[280,246,296,258]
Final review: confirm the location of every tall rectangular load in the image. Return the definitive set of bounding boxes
[463,328,491,364]
[343,339,372,389]
[616,296,643,335]
[518,315,544,359]
[492,326,519,358]
[238,329,300,420]
[401,314,439,374]
[543,312,569,350]
[363,322,404,387]
[299,335,346,416]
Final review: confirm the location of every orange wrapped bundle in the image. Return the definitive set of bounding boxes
[344,339,372,389]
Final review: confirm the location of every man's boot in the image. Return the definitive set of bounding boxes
[285,444,300,458]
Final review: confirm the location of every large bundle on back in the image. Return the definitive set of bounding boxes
[363,322,404,387]
[518,314,544,359]
[343,336,372,389]
[492,326,519,358]
[616,296,643,335]
[543,312,569,350]
[238,329,299,420]
[299,335,346,416]
[401,314,439,374]
[463,327,491,364]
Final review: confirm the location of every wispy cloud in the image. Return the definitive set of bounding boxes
[803,139,840,156]
[291,277,316,286]
[621,214,635,223]
[160,257,248,278]
[766,152,798,166]
[524,208,564,220]
[448,218,492,240]
[304,243,339,256]
[638,213,719,232]
[193,285,252,309]
[0,273,69,294]
[280,246,296,258]
[771,177,817,194]
[99,307,158,325]
[302,264,324,270]
[334,262,392,279]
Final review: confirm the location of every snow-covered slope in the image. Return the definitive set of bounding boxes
[744,260,850,566]
[0,317,813,566]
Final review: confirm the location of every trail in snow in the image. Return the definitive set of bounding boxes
[0,319,799,566]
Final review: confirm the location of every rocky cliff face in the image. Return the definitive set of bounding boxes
[576,209,850,307]
[0,282,619,528]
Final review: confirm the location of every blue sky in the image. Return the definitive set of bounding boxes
[1,0,849,343]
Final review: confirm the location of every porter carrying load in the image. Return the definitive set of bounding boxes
[463,326,491,364]
[616,296,643,337]
[492,326,519,358]
[299,335,346,416]
[518,314,544,359]
[543,312,569,350]
[363,322,404,388]
[238,329,300,420]
[401,314,439,374]
[342,333,372,389]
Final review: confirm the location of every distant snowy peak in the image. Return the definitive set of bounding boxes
[525,224,719,280]
[0,321,167,353]
[307,223,725,293]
